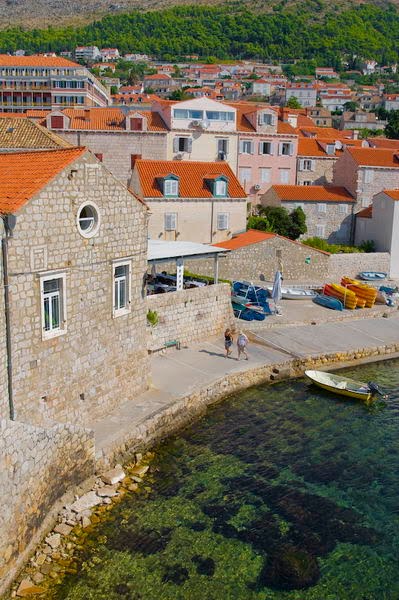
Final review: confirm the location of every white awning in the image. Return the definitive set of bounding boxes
[148,240,229,263]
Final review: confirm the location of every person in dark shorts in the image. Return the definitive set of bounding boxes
[224,328,234,357]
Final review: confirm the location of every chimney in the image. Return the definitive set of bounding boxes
[352,129,359,140]
[84,109,90,122]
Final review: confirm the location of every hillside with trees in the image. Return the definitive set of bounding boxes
[0,3,399,64]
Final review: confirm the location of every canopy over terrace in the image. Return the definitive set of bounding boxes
[147,240,229,290]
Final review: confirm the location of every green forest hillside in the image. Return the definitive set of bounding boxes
[1,3,399,64]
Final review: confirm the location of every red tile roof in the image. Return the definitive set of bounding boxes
[59,108,167,132]
[0,54,79,68]
[0,147,86,214]
[368,137,399,149]
[213,229,276,249]
[356,205,372,218]
[348,147,399,168]
[135,160,246,199]
[383,189,399,200]
[271,185,355,202]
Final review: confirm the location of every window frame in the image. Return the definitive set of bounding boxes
[240,139,253,154]
[217,212,229,231]
[164,212,177,231]
[76,201,101,239]
[279,168,290,184]
[259,141,273,155]
[163,178,179,197]
[317,203,327,213]
[112,259,131,318]
[40,271,67,340]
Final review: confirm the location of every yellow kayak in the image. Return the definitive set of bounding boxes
[305,369,373,402]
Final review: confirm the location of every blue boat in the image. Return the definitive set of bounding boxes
[313,294,343,311]
[358,271,387,281]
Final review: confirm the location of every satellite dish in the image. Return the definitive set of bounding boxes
[335,140,343,150]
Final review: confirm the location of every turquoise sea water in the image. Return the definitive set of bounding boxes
[53,359,399,600]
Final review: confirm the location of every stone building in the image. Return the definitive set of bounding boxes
[0,116,71,152]
[131,159,247,244]
[45,107,168,186]
[296,138,338,185]
[333,147,399,209]
[0,146,149,426]
[261,185,355,243]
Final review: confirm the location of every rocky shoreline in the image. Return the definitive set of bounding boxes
[8,454,154,598]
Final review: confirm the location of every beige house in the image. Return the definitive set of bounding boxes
[333,147,399,209]
[153,97,239,172]
[45,107,168,186]
[131,159,247,244]
[0,147,149,426]
[261,184,355,243]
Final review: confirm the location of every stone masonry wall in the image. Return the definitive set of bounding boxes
[0,220,8,418]
[0,418,95,595]
[54,130,167,187]
[7,152,150,427]
[327,252,391,280]
[179,237,330,284]
[296,156,336,185]
[146,283,234,350]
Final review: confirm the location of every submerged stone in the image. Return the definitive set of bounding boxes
[162,565,189,585]
[259,544,320,590]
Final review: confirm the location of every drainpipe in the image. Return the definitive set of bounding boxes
[2,215,16,420]
[210,200,214,244]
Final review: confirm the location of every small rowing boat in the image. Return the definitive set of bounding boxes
[266,286,317,300]
[313,294,343,311]
[305,370,383,402]
[358,271,387,281]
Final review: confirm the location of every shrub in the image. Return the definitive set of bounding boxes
[147,309,159,327]
[302,237,365,253]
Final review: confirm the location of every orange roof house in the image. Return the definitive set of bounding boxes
[131,159,247,244]
[267,185,355,203]
[0,54,79,68]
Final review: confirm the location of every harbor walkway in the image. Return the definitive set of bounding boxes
[92,312,399,465]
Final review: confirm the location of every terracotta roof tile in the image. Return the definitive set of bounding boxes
[0,147,86,214]
[135,160,246,199]
[277,121,296,135]
[383,189,399,200]
[348,147,399,168]
[356,205,373,217]
[0,118,70,149]
[368,137,399,149]
[59,108,167,132]
[213,229,276,249]
[0,54,79,68]
[271,184,355,202]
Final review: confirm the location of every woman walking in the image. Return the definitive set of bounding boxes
[237,331,249,360]
[224,328,234,358]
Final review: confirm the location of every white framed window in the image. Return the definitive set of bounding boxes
[214,180,227,196]
[239,167,252,185]
[206,110,234,121]
[316,224,326,237]
[280,142,293,156]
[339,204,348,214]
[259,167,272,184]
[164,179,179,196]
[259,141,273,155]
[302,180,312,186]
[317,203,327,213]
[40,272,67,340]
[363,169,374,184]
[217,138,229,156]
[173,136,192,153]
[113,260,131,317]
[217,213,229,230]
[361,197,369,208]
[279,168,290,184]
[240,140,253,154]
[302,159,313,171]
[77,201,100,238]
[164,212,177,231]
[262,113,273,125]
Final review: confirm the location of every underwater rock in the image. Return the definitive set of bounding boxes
[192,555,215,576]
[259,544,320,591]
[16,578,45,596]
[162,565,189,585]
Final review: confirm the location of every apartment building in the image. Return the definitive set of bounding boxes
[0,55,110,112]
[74,46,101,62]
[285,83,317,107]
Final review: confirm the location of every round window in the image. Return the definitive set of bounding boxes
[77,202,100,238]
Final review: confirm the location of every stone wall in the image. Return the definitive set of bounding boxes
[180,236,330,284]
[296,156,336,185]
[327,252,391,280]
[146,283,234,350]
[0,418,95,595]
[0,220,8,418]
[7,152,150,427]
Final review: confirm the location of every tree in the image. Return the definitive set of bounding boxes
[247,215,274,232]
[343,101,358,112]
[385,110,399,139]
[168,89,192,101]
[286,96,302,109]
[249,205,307,240]
[288,207,307,239]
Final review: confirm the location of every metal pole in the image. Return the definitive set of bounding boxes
[214,254,219,285]
[2,236,14,420]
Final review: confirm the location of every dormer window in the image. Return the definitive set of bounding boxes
[326,144,335,155]
[162,175,179,196]
[261,113,274,125]
[209,176,228,197]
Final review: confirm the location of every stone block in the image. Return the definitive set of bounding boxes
[101,464,125,485]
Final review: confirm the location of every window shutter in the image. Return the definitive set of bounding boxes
[165,213,177,231]
[225,139,229,154]
[289,143,294,156]
[217,213,229,230]
[272,115,277,126]
[250,141,254,155]
[278,144,282,156]
[173,137,179,153]
[258,142,263,155]
[299,159,304,171]
[239,140,243,153]
[311,160,315,171]
[187,137,193,153]
[269,143,274,155]
[50,115,64,129]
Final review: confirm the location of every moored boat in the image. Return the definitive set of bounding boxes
[305,370,380,402]
[358,271,387,281]
[313,294,343,311]
[266,286,317,300]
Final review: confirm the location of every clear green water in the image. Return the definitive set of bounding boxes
[54,359,399,600]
